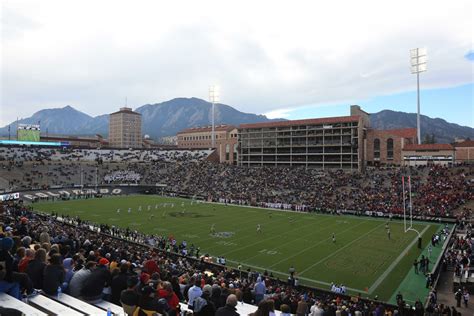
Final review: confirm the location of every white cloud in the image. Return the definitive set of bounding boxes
[1,0,472,126]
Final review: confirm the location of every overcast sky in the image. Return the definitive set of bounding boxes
[1,0,473,127]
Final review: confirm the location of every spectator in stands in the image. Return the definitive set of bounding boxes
[120,276,139,316]
[81,257,112,302]
[216,294,239,316]
[62,257,75,291]
[0,237,20,299]
[111,263,131,305]
[193,284,216,316]
[26,248,47,289]
[68,261,95,297]
[135,285,161,315]
[250,299,273,316]
[296,296,308,316]
[254,277,266,304]
[42,253,65,295]
[188,278,203,310]
[17,248,34,273]
[158,281,180,313]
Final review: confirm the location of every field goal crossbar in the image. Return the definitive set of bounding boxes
[402,176,422,248]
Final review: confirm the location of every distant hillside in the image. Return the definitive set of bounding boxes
[1,101,472,143]
[0,98,281,139]
[370,110,474,144]
[135,97,278,138]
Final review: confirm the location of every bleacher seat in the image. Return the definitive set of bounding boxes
[0,292,48,316]
[47,292,106,315]
[28,294,84,315]
[94,299,126,315]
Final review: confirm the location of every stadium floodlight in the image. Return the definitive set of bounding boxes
[410,48,427,145]
[209,85,220,148]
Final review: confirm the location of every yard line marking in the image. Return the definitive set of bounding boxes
[267,220,370,269]
[368,224,430,294]
[299,222,386,275]
[218,216,336,256]
[232,217,345,262]
[222,258,365,293]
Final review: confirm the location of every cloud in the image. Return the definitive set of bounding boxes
[1,0,473,126]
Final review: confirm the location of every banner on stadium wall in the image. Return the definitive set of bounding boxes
[364,211,385,217]
[0,192,20,201]
[17,187,134,200]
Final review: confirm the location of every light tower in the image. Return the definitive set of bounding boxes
[410,48,427,144]
[209,85,220,148]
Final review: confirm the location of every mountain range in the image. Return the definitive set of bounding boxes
[1,97,472,144]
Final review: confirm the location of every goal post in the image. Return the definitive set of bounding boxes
[402,175,422,248]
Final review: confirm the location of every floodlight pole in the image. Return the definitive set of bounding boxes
[410,48,427,144]
[212,101,215,148]
[209,85,220,148]
[417,71,421,144]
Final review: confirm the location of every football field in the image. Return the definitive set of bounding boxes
[34,195,442,301]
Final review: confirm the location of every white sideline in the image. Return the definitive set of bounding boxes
[299,222,386,274]
[368,225,430,294]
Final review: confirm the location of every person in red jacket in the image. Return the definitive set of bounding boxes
[157,281,180,312]
[143,257,160,275]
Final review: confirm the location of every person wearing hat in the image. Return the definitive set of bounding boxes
[81,257,112,302]
[193,284,216,316]
[16,217,28,236]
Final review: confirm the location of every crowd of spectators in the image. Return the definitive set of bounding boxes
[104,170,142,184]
[0,202,417,316]
[1,147,472,218]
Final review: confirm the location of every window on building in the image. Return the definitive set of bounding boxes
[374,138,380,159]
[225,144,230,161]
[233,143,238,162]
[387,138,394,160]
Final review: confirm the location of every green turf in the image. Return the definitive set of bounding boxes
[33,195,442,301]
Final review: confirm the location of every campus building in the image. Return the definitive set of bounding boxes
[177,125,238,164]
[454,140,474,164]
[401,144,455,166]
[365,128,417,165]
[108,107,142,148]
[238,105,370,170]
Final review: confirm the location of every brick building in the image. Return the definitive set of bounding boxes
[238,106,370,170]
[402,143,455,166]
[454,140,474,164]
[108,107,142,148]
[177,125,238,164]
[366,128,417,165]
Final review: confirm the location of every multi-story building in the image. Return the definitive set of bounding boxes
[108,107,142,148]
[401,144,455,166]
[238,105,370,170]
[454,140,474,164]
[366,128,417,165]
[177,125,238,164]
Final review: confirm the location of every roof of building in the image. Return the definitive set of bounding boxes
[403,143,454,151]
[372,128,417,138]
[110,108,141,116]
[454,140,474,147]
[239,116,360,129]
[178,125,237,134]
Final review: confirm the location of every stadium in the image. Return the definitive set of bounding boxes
[1,2,473,315]
[0,138,472,315]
